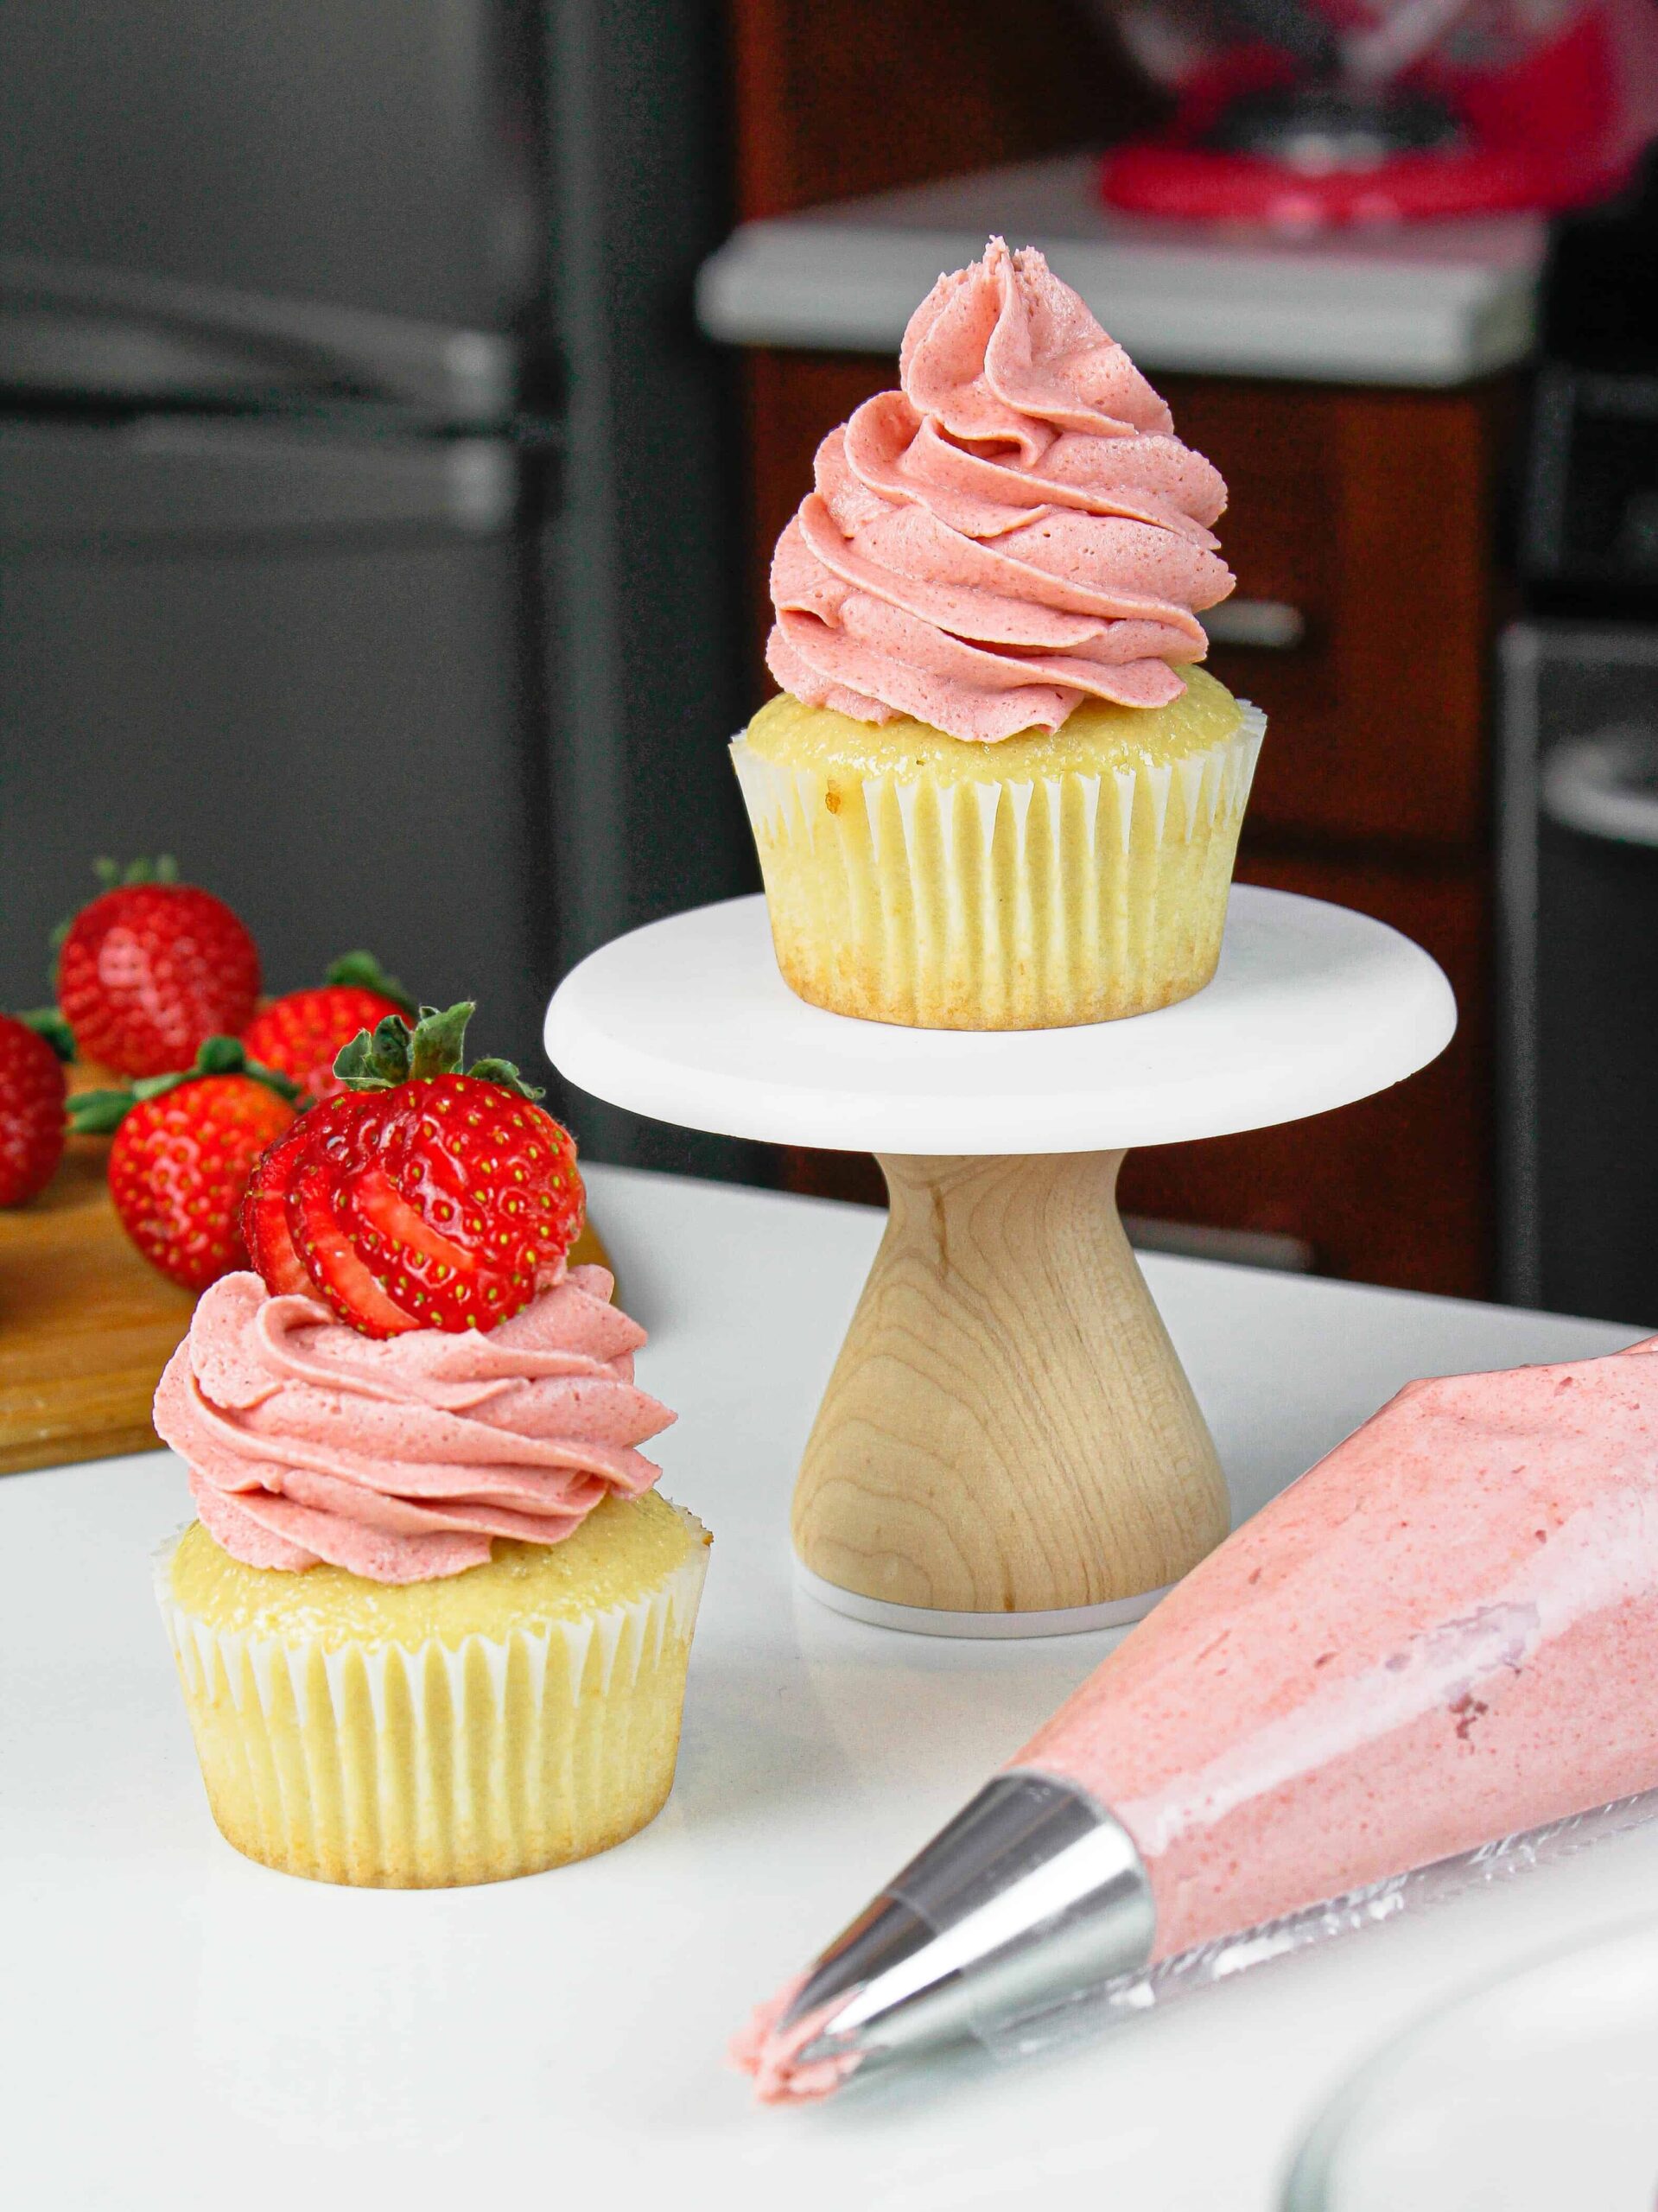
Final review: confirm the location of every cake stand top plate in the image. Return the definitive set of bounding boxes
[544,887,1455,1156]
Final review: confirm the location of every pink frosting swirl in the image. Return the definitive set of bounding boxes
[154,1265,674,1585]
[766,237,1235,742]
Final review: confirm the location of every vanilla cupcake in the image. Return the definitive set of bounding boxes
[151,1007,709,1887]
[733,236,1264,1031]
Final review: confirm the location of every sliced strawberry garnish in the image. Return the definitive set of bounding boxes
[378,1071,581,1282]
[340,1163,527,1332]
[243,1095,367,1299]
[232,1001,583,1338]
[289,1156,420,1338]
[241,1120,315,1295]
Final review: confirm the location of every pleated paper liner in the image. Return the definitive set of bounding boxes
[156,1507,710,1888]
[733,703,1266,1030]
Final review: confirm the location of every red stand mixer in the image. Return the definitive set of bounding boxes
[1096,0,1658,225]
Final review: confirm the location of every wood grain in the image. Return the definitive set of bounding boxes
[792,1151,1229,1613]
[727,0,1153,221]
[0,1141,196,1475]
[1121,850,1492,1295]
[0,1147,614,1478]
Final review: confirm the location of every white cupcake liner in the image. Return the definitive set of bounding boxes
[732,704,1266,1029]
[156,1511,710,1887]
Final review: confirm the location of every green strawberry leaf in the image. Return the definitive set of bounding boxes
[67,1034,297,1133]
[66,1089,136,1136]
[467,1055,546,1102]
[17,1008,76,1061]
[408,1001,473,1082]
[324,950,417,1016]
[331,1001,543,1100]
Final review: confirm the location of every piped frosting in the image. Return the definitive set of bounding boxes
[154,1265,673,1584]
[767,238,1234,742]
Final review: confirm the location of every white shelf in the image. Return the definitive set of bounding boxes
[696,152,1545,385]
[544,887,1457,1155]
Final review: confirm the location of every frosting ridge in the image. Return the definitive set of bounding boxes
[767,238,1234,742]
[155,1266,674,1584]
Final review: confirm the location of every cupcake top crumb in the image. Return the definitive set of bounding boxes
[166,1491,707,1649]
[746,665,1242,784]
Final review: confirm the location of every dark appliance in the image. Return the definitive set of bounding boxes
[1499,150,1658,1321]
[0,0,753,1173]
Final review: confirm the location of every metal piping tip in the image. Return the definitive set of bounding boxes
[774,1771,1156,2082]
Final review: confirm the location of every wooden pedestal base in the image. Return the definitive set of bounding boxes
[792,1152,1231,1618]
[548,890,1457,1627]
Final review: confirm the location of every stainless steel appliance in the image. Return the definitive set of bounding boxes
[1499,621,1658,1322]
[0,0,753,1170]
[1500,156,1658,1321]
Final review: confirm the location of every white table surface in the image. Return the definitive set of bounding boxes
[696,152,1546,386]
[4,1164,1653,2212]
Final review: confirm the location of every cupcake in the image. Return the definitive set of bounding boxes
[732,236,1264,1031]
[152,1002,709,1887]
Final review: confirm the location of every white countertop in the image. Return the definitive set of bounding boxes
[696,152,1546,385]
[3,1163,1651,2211]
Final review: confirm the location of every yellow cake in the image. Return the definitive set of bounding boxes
[733,671,1263,1030]
[158,1491,710,1888]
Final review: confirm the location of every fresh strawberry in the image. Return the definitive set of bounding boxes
[241,1001,582,1336]
[71,1039,297,1291]
[241,1095,367,1298]
[242,952,415,1104]
[0,1013,69,1206]
[56,857,260,1078]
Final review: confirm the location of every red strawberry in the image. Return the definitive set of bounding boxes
[72,1039,297,1292]
[0,1013,69,1206]
[242,952,415,1104]
[241,1001,582,1336]
[56,857,260,1078]
[242,1095,368,1298]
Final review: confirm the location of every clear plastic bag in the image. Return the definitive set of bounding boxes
[983,1787,1658,2066]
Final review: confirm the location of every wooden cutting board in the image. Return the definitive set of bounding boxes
[0,1141,613,1478]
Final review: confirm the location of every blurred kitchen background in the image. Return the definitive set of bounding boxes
[4,0,1658,1320]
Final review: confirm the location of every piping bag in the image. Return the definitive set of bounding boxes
[734,1339,1658,2102]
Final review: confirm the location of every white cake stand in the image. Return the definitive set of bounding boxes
[545,887,1455,1637]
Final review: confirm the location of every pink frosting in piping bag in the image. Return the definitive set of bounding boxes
[736,1337,1658,2103]
[766,237,1235,741]
[1019,1337,1658,1965]
[154,1264,674,1584]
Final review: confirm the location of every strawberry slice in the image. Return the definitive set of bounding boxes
[340,1163,528,1333]
[239,1001,582,1338]
[289,1156,420,1337]
[242,1123,315,1296]
[243,1096,365,1298]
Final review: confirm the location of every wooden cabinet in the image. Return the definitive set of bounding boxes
[727,0,1154,221]
[1121,853,1491,1296]
[1162,378,1509,853]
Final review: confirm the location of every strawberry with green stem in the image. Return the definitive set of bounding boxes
[242,951,416,1104]
[243,1001,583,1337]
[72,1039,298,1291]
